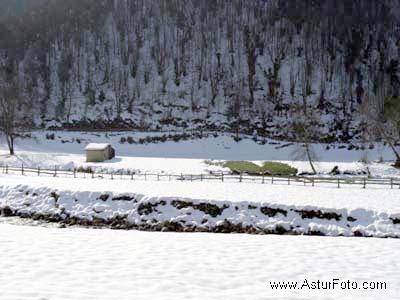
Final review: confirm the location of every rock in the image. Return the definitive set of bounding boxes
[50,192,60,202]
[353,230,364,237]
[112,195,135,201]
[67,218,77,226]
[391,218,400,224]
[159,221,183,232]
[46,133,55,140]
[195,226,209,232]
[260,206,287,217]
[1,207,14,217]
[99,194,110,201]
[308,230,325,236]
[92,217,106,226]
[330,166,340,175]
[295,209,341,221]
[298,172,315,176]
[138,203,156,215]
[171,200,228,217]
[274,225,288,235]
[347,144,356,151]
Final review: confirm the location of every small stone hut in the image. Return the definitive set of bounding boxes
[85,143,115,162]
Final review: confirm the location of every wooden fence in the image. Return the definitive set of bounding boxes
[1,164,400,190]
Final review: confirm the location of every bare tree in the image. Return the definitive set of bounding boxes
[290,106,320,174]
[362,98,400,167]
[0,81,21,155]
[111,67,127,118]
[244,25,257,106]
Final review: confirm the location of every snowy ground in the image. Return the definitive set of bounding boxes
[1,174,399,212]
[1,131,400,177]
[0,132,399,299]
[1,174,399,237]
[0,222,398,300]
[1,132,400,238]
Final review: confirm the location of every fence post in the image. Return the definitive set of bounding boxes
[262,175,265,184]
[92,171,95,179]
[54,165,57,177]
[312,178,315,187]
[391,178,393,189]
[22,164,24,175]
[363,178,366,189]
[5,165,8,174]
[111,172,114,180]
[337,178,340,189]
[131,173,134,180]
[271,176,274,184]
[74,169,76,178]
[239,172,242,183]
[38,167,40,176]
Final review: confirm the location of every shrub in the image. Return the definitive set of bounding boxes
[76,166,93,173]
[127,136,135,144]
[223,161,262,175]
[204,160,224,167]
[220,161,298,176]
[261,162,298,176]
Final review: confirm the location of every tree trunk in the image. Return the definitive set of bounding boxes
[305,143,316,174]
[387,141,400,163]
[394,159,400,168]
[6,134,14,155]
[390,144,400,168]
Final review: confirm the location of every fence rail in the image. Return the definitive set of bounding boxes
[1,164,400,190]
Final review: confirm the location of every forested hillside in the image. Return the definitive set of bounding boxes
[0,0,400,145]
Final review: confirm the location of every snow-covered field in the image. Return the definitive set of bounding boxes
[1,131,399,299]
[1,132,399,238]
[1,174,399,237]
[0,222,398,300]
[1,174,399,212]
[1,131,400,177]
